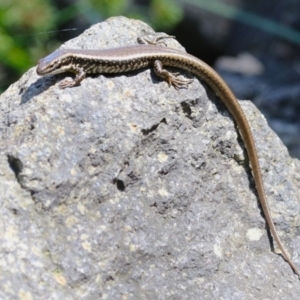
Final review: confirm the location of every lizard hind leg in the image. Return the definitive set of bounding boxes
[137,35,176,47]
[153,60,193,90]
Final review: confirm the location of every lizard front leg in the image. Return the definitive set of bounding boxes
[59,67,86,89]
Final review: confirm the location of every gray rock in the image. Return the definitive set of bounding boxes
[1,16,300,299]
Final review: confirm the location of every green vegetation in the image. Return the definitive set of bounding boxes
[0,0,57,91]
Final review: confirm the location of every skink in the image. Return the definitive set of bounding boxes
[36,36,300,278]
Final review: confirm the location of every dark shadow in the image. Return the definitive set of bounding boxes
[20,74,65,105]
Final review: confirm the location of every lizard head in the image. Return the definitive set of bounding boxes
[36,49,71,76]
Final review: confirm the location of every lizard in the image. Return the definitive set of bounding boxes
[36,35,300,278]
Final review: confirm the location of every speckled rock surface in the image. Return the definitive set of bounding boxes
[1,16,300,299]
